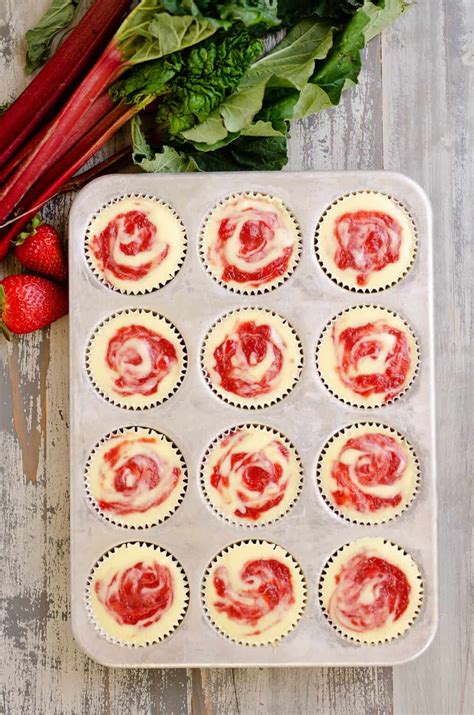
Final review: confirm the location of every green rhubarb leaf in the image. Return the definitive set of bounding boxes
[240,119,286,137]
[180,108,228,143]
[116,1,221,65]
[24,0,79,74]
[191,134,288,170]
[220,81,267,132]
[131,115,199,171]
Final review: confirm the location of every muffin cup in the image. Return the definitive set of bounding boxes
[85,541,189,647]
[202,539,307,646]
[318,537,423,644]
[314,190,418,293]
[85,426,188,529]
[201,307,304,409]
[316,422,420,525]
[199,192,302,295]
[200,423,303,527]
[85,308,187,411]
[85,194,187,295]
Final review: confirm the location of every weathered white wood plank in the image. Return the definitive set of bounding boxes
[382,2,473,713]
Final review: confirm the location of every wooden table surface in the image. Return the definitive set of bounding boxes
[1,1,472,713]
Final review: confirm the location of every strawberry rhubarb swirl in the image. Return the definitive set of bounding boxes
[330,432,408,515]
[94,560,174,630]
[202,195,300,291]
[333,211,402,286]
[213,559,294,635]
[328,553,410,634]
[204,310,302,407]
[87,428,184,526]
[205,428,300,523]
[92,210,168,281]
[86,197,186,293]
[333,319,411,402]
[106,324,178,397]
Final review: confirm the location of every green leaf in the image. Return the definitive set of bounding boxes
[277,0,363,26]
[240,119,285,136]
[219,0,280,29]
[116,1,221,65]
[24,0,79,74]
[192,134,288,170]
[181,108,228,142]
[220,81,266,132]
[242,18,334,90]
[131,115,199,171]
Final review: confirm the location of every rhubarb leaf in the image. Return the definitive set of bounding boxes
[191,134,288,170]
[25,0,79,74]
[277,0,363,25]
[131,115,199,170]
[116,1,221,65]
[161,0,280,29]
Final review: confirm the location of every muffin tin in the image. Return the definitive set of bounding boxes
[69,171,436,666]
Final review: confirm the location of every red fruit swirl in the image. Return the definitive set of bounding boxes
[212,320,285,398]
[209,206,294,287]
[106,324,178,397]
[333,320,411,402]
[94,560,174,627]
[95,436,180,517]
[91,210,169,282]
[330,433,407,513]
[328,552,411,633]
[334,210,402,286]
[213,558,294,633]
[210,430,291,521]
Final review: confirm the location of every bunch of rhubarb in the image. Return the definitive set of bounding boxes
[0,0,410,261]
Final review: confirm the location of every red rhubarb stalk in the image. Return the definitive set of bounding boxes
[0,43,126,223]
[0,102,145,259]
[0,0,130,167]
[58,146,132,194]
[0,94,114,186]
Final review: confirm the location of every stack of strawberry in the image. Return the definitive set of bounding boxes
[0,215,68,339]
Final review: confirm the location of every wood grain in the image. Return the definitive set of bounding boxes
[1,0,472,713]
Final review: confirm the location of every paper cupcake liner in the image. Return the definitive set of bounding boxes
[85,308,188,411]
[318,537,424,645]
[316,422,420,525]
[84,193,187,295]
[315,304,420,409]
[84,426,188,529]
[198,192,302,295]
[201,307,304,410]
[314,190,418,293]
[201,539,307,646]
[200,423,303,528]
[85,541,190,647]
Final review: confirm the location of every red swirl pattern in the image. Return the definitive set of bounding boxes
[95,560,174,627]
[331,433,407,513]
[97,436,180,516]
[210,431,290,521]
[212,320,284,398]
[328,552,410,633]
[106,324,178,397]
[213,558,294,633]
[333,320,411,402]
[212,207,293,286]
[91,210,169,281]
[334,210,402,286]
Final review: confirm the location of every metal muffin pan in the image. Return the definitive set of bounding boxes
[69,171,436,667]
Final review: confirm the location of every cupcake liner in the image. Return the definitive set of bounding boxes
[200,423,303,527]
[84,194,187,295]
[85,541,189,647]
[85,308,187,411]
[201,307,304,409]
[318,537,423,644]
[199,192,302,295]
[316,422,420,525]
[314,191,418,293]
[201,539,307,646]
[315,304,420,409]
[84,426,188,529]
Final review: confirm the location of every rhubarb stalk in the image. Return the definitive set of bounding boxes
[0,0,131,166]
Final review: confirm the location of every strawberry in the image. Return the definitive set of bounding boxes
[0,274,68,338]
[14,214,67,281]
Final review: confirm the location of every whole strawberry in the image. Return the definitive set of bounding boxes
[14,214,67,281]
[0,274,68,338]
